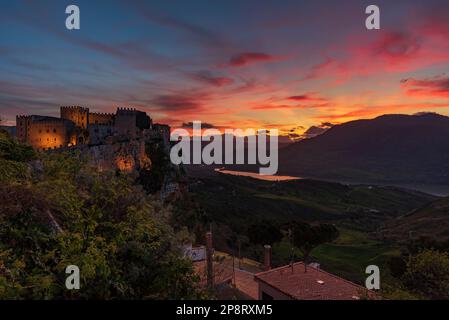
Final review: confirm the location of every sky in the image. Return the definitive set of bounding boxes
[2,0,449,137]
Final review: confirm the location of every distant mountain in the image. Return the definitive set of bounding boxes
[279,113,449,188]
[383,197,449,241]
[297,123,333,140]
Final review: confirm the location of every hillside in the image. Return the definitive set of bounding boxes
[186,170,437,283]
[384,197,449,242]
[279,113,449,188]
[187,170,436,237]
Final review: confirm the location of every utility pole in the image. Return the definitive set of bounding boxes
[238,239,241,269]
[206,231,214,290]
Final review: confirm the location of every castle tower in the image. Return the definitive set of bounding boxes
[115,107,138,138]
[60,106,89,129]
[16,115,32,143]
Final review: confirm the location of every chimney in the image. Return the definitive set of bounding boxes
[206,232,214,289]
[264,245,272,271]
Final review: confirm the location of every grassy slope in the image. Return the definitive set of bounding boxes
[384,197,449,242]
[188,171,435,284]
[189,172,435,232]
[273,228,400,284]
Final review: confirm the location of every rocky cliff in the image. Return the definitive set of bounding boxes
[83,139,151,172]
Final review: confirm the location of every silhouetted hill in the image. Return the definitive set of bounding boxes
[384,197,449,241]
[279,113,449,188]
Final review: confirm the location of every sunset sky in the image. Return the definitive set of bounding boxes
[2,0,449,137]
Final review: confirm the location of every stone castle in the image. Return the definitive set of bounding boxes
[15,106,184,199]
[16,106,170,151]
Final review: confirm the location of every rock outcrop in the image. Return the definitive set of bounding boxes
[84,139,151,172]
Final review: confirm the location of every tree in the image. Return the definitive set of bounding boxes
[247,220,283,246]
[388,256,407,278]
[289,222,339,272]
[0,141,203,299]
[406,236,449,255]
[402,249,449,299]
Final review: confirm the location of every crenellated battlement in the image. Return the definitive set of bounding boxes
[60,106,90,112]
[116,107,138,115]
[16,105,158,151]
[17,115,33,119]
[90,112,114,117]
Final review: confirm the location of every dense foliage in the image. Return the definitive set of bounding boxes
[402,249,449,299]
[0,131,203,299]
[386,237,449,299]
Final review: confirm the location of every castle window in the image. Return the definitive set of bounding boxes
[54,138,57,141]
[47,138,49,142]
[53,128,56,133]
[39,129,42,133]
[46,129,49,133]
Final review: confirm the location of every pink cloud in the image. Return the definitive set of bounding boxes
[401,76,449,99]
[228,52,280,67]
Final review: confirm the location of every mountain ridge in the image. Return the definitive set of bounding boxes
[278,112,449,188]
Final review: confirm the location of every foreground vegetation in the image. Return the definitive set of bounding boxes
[0,130,203,299]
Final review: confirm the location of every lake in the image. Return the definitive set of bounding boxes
[214,168,301,181]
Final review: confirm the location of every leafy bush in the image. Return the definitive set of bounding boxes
[402,249,449,300]
[0,139,203,299]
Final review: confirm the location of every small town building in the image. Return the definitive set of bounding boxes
[254,262,371,300]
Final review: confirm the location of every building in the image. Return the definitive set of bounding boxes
[60,106,89,129]
[16,106,156,151]
[254,262,372,300]
[16,115,77,150]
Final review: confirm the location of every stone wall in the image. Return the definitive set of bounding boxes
[27,119,74,151]
[60,106,89,129]
[89,112,114,125]
[83,139,151,172]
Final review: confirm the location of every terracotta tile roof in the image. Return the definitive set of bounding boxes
[193,260,233,288]
[254,262,373,300]
[233,268,259,300]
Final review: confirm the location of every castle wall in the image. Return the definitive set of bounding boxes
[60,106,89,129]
[114,108,137,138]
[89,124,113,145]
[27,119,74,151]
[89,112,114,125]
